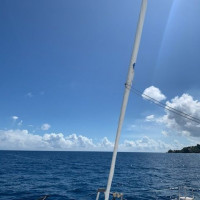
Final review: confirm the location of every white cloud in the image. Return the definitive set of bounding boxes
[0,130,96,151]
[142,86,166,102]
[120,136,177,152]
[186,137,200,147]
[43,133,95,150]
[0,129,47,150]
[142,89,200,138]
[12,116,18,121]
[41,123,51,131]
[161,130,168,137]
[122,140,136,148]
[145,115,155,122]
[100,137,114,148]
[161,94,200,137]
[0,129,176,152]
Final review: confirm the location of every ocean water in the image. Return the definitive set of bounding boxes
[0,151,200,200]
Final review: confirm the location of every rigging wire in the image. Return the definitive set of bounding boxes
[125,85,200,125]
[133,87,200,122]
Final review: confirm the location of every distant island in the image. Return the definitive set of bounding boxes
[168,144,200,153]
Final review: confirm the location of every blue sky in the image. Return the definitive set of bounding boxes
[0,0,200,151]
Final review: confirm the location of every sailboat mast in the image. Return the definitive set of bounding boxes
[104,1,147,200]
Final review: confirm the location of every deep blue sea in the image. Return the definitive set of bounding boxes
[0,151,200,200]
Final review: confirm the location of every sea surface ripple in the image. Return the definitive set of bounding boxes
[0,151,200,200]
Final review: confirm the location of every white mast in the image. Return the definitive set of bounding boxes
[104,1,147,200]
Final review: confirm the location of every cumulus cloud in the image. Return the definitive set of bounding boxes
[100,137,114,148]
[120,136,178,152]
[0,129,46,150]
[145,115,155,122]
[0,129,175,152]
[43,133,95,150]
[0,130,96,151]
[142,86,166,102]
[12,116,18,121]
[161,94,200,137]
[41,123,51,131]
[142,87,200,138]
